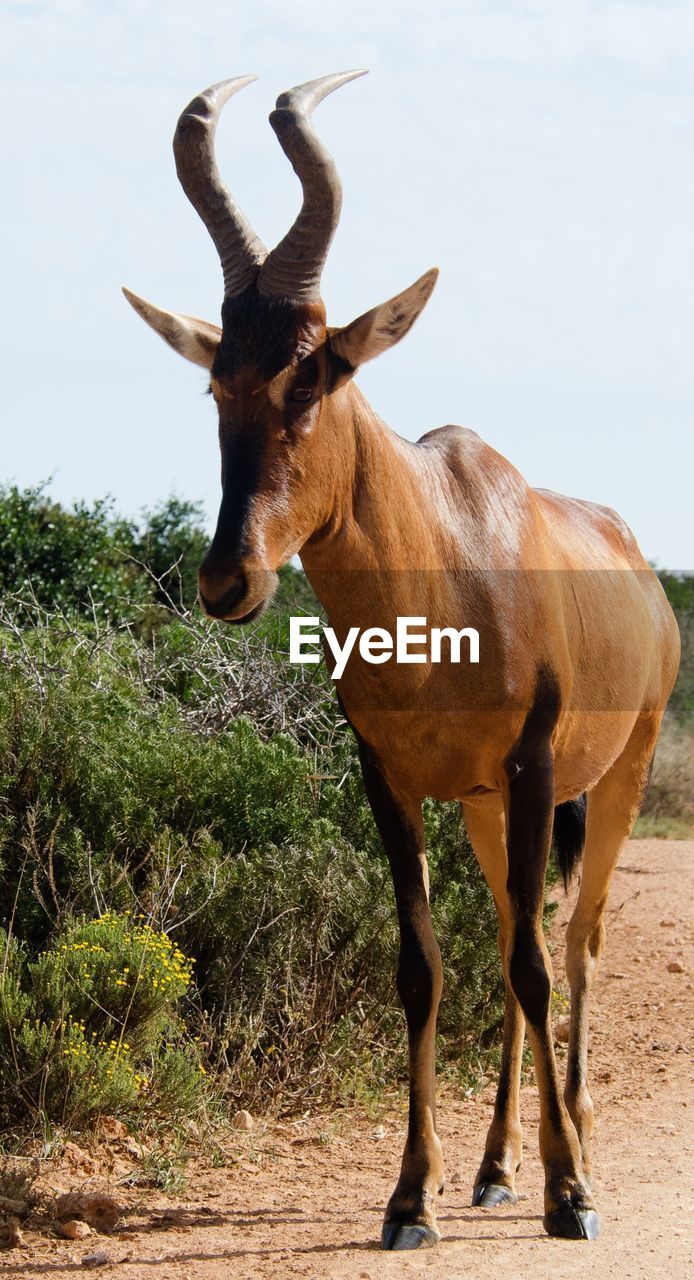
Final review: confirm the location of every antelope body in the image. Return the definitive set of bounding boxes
[125,72,680,1250]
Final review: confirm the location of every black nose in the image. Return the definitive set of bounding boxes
[198,574,247,619]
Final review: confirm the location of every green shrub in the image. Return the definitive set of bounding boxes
[0,916,205,1131]
[0,483,147,618]
[126,496,209,611]
[0,486,687,1136]
[656,571,693,724]
[0,604,504,1123]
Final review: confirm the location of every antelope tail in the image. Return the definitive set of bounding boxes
[552,794,587,890]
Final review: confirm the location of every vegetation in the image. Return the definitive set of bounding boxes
[0,915,205,1131]
[0,482,208,620]
[636,571,694,836]
[0,484,689,1141]
[0,485,503,1138]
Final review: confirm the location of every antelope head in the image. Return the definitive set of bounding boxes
[124,73,438,622]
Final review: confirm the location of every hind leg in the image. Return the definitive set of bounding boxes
[464,797,525,1207]
[564,713,661,1171]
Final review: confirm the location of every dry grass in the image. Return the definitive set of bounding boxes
[0,1154,40,1212]
[635,713,694,838]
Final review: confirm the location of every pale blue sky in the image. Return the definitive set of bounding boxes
[1,0,692,566]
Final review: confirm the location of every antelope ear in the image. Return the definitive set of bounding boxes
[329,268,438,377]
[122,287,221,370]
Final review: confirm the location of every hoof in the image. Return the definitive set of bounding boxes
[544,1206,601,1240]
[471,1182,517,1209]
[381,1222,441,1251]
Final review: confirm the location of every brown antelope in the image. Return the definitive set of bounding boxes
[124,72,680,1251]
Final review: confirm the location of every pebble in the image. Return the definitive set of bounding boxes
[554,1015,570,1044]
[97,1116,130,1141]
[231,1109,254,1132]
[57,1220,93,1241]
[81,1253,110,1268]
[667,960,685,973]
[0,1216,24,1248]
[55,1193,121,1233]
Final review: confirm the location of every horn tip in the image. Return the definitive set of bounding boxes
[274,69,369,113]
[122,286,148,316]
[175,74,260,139]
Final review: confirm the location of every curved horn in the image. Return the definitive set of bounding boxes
[259,70,368,302]
[173,76,267,298]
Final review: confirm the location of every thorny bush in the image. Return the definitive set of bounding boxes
[0,594,503,1130]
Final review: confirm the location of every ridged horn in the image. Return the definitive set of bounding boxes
[259,70,368,302]
[173,76,267,298]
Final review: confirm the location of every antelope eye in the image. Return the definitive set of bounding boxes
[290,386,314,403]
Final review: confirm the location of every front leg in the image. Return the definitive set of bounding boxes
[355,733,444,1251]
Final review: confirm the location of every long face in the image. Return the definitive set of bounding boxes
[200,292,329,622]
[124,71,438,623]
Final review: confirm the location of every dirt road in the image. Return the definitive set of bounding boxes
[8,839,693,1279]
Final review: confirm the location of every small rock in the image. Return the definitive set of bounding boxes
[231,1109,254,1132]
[97,1116,130,1142]
[372,1126,386,1141]
[55,1193,121,1234]
[82,1251,110,1268]
[667,960,685,974]
[450,1171,462,1185]
[659,919,676,928]
[0,1216,24,1249]
[62,1142,96,1174]
[57,1219,93,1241]
[554,1016,570,1044]
[0,1195,26,1214]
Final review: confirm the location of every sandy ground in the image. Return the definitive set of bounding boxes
[4,838,693,1279]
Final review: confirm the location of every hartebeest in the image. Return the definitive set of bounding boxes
[124,72,680,1250]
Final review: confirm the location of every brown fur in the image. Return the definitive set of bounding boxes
[124,77,680,1249]
[169,335,679,1241]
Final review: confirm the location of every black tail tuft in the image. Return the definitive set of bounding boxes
[552,794,587,890]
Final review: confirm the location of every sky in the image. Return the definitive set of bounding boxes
[1,0,692,568]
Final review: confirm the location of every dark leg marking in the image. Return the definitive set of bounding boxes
[345,713,443,1251]
[504,668,599,1241]
[464,800,525,1209]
